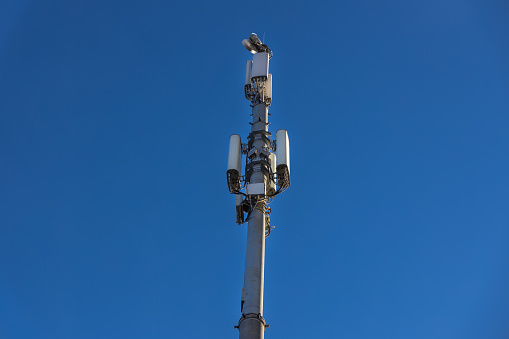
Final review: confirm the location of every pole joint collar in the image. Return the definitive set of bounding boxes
[235,313,268,329]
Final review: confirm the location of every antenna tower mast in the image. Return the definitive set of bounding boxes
[227,33,291,339]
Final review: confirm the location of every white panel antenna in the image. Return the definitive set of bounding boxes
[265,74,272,102]
[245,61,252,85]
[251,52,269,78]
[227,134,242,192]
[276,129,290,189]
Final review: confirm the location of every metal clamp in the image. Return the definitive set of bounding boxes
[247,131,271,150]
[245,159,271,182]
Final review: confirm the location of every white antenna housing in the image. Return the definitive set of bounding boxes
[228,134,242,172]
[245,60,252,85]
[275,130,289,172]
[269,152,277,173]
[265,74,272,101]
[251,52,269,78]
[227,134,242,192]
[276,129,290,188]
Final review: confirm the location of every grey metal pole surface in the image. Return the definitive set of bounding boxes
[238,103,269,339]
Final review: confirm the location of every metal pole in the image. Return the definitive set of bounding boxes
[238,103,269,339]
[229,33,289,339]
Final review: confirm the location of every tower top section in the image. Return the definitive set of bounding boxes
[242,33,273,106]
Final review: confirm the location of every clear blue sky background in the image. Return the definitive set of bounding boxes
[1,0,508,338]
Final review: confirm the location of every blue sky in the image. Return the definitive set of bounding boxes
[1,0,508,338]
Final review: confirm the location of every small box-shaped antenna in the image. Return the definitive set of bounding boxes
[251,52,269,78]
[267,152,277,195]
[245,60,253,85]
[265,74,272,101]
[235,194,245,224]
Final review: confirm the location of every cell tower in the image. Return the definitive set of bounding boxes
[227,33,291,339]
